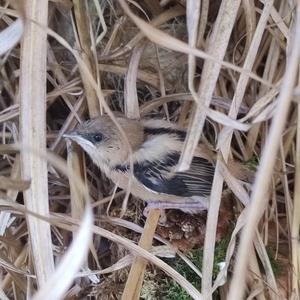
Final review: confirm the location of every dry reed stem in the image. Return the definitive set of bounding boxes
[228,3,300,299]
[245,1,287,159]
[19,0,54,286]
[202,1,275,297]
[178,0,241,173]
[73,0,99,118]
[66,141,86,238]
[121,209,161,300]
[254,232,279,299]
[123,23,157,297]
[92,0,107,46]
[291,83,300,296]
[98,63,164,90]
[196,0,208,48]
[270,6,290,40]
[0,18,23,55]
[69,1,103,281]
[124,41,145,119]
[157,0,239,296]
[240,0,256,64]
[246,245,266,300]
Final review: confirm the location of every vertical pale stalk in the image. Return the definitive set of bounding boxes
[291,77,300,297]
[177,0,241,171]
[69,0,101,281]
[73,0,99,118]
[67,142,85,222]
[123,36,158,300]
[182,0,242,296]
[19,0,54,286]
[228,3,300,299]
[245,1,287,160]
[121,209,161,300]
[202,1,274,297]
[196,0,208,48]
[71,0,100,237]
[124,42,145,119]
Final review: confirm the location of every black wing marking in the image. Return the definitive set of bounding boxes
[116,152,214,197]
[143,127,186,141]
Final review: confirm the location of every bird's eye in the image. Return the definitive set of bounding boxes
[93,134,103,143]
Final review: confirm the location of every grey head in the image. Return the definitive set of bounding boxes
[63,115,144,166]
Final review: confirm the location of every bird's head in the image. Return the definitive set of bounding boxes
[63,115,144,167]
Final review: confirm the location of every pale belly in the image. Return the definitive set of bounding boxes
[107,168,209,209]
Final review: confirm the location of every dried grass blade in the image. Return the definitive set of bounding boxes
[291,88,300,296]
[123,34,156,299]
[240,0,256,63]
[98,63,163,90]
[178,0,242,172]
[32,205,93,300]
[0,176,30,191]
[0,18,23,55]
[19,0,54,286]
[124,42,145,119]
[73,0,99,117]
[66,141,86,225]
[254,232,280,299]
[270,6,290,40]
[0,288,9,300]
[203,1,275,296]
[196,0,208,47]
[66,141,100,283]
[228,3,300,298]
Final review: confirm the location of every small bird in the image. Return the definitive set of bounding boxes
[63,114,216,212]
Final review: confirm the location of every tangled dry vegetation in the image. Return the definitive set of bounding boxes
[0,0,299,299]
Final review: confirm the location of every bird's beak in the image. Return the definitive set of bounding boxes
[62,131,89,146]
[62,130,78,140]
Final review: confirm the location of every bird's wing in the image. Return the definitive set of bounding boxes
[114,126,215,197]
[132,152,215,197]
